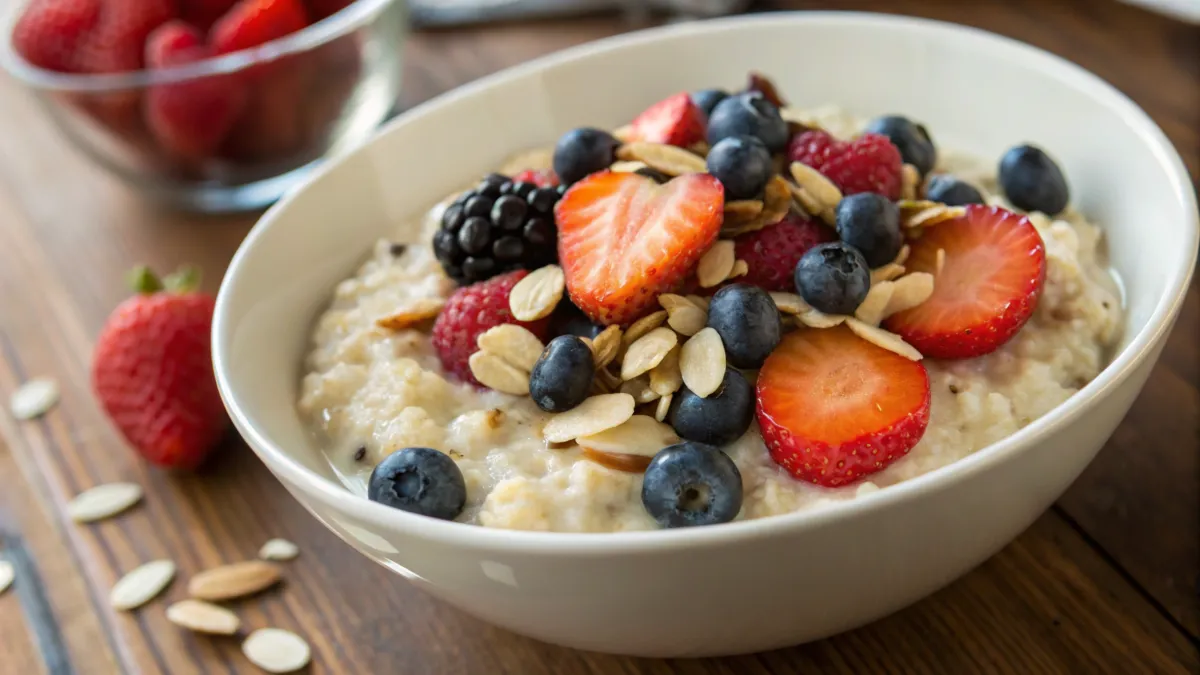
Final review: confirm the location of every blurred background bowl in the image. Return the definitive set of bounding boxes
[0,0,407,214]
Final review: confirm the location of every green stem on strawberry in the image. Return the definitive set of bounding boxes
[127,265,202,295]
[128,265,164,295]
[163,266,201,294]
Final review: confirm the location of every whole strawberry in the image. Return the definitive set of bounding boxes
[92,266,227,469]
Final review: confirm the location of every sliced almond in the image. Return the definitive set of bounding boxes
[0,560,12,595]
[697,241,736,288]
[894,244,911,266]
[590,325,622,370]
[577,415,679,457]
[728,260,749,279]
[760,175,793,226]
[854,280,896,326]
[936,248,946,275]
[901,164,920,201]
[845,317,923,361]
[904,204,967,229]
[468,351,530,395]
[10,377,59,420]
[680,328,725,398]
[687,140,711,157]
[686,294,710,311]
[242,628,311,674]
[649,346,682,396]
[610,160,648,173]
[797,309,847,329]
[654,393,673,422]
[258,539,300,562]
[509,265,565,321]
[110,560,175,611]
[376,299,443,331]
[619,376,659,404]
[883,272,935,318]
[67,482,143,523]
[477,324,545,372]
[724,199,764,223]
[542,393,636,443]
[188,561,282,602]
[620,328,678,381]
[167,599,241,635]
[871,263,906,285]
[657,293,697,313]
[664,302,707,337]
[581,447,653,473]
[769,292,810,315]
[616,142,706,175]
[622,311,667,349]
[611,125,634,143]
[789,162,842,224]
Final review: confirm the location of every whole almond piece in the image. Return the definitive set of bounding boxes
[620,327,678,381]
[110,560,176,611]
[680,328,726,398]
[542,394,636,443]
[696,241,736,288]
[468,351,530,395]
[242,628,311,674]
[188,561,282,602]
[477,324,545,372]
[167,599,241,635]
[67,482,143,523]
[509,265,565,321]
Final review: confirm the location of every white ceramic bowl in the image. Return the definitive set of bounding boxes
[213,12,1198,657]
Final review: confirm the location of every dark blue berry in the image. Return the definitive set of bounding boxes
[834,193,902,268]
[641,442,742,528]
[668,368,754,447]
[457,217,490,255]
[463,195,493,219]
[706,91,788,153]
[705,284,781,369]
[367,447,466,520]
[510,181,536,199]
[553,128,620,186]
[522,218,554,246]
[705,135,772,200]
[530,336,594,412]
[999,144,1070,215]
[528,187,559,214]
[476,173,508,198]
[441,203,464,232]
[794,242,871,315]
[925,174,985,206]
[690,89,729,118]
[491,195,527,231]
[433,230,462,264]
[864,115,936,176]
[549,303,602,340]
[461,256,494,282]
[492,236,524,261]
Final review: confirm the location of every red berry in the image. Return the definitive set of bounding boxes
[431,271,550,386]
[73,0,177,74]
[787,130,903,200]
[92,267,227,470]
[756,325,931,488]
[210,0,309,55]
[732,213,834,292]
[145,21,247,159]
[512,169,559,188]
[628,92,705,147]
[11,0,101,72]
[305,0,353,20]
[180,0,240,30]
[884,205,1046,359]
[555,171,725,326]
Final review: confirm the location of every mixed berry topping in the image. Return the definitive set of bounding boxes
[368,447,467,520]
[529,335,594,413]
[668,367,755,447]
[863,115,937,177]
[834,192,903,268]
[641,442,743,528]
[925,174,986,206]
[999,144,1070,216]
[706,135,773,201]
[552,127,620,186]
[706,91,789,153]
[689,89,729,119]
[794,242,871,315]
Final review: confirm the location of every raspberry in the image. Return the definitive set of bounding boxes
[787,130,903,200]
[733,214,835,292]
[431,271,550,385]
[512,169,559,188]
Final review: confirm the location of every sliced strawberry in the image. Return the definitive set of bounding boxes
[756,325,931,487]
[884,205,1046,359]
[628,92,705,147]
[556,171,724,326]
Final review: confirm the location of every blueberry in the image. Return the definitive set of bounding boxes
[490,195,527,231]
[834,193,903,268]
[925,174,985,206]
[999,144,1070,215]
[794,242,871,315]
[553,128,620,186]
[549,303,602,340]
[705,135,773,200]
[706,284,781,369]
[864,115,936,176]
[690,88,729,118]
[668,368,754,447]
[530,336,595,412]
[457,216,490,255]
[367,447,466,520]
[706,91,789,153]
[641,442,743,528]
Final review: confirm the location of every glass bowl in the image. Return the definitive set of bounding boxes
[0,0,407,213]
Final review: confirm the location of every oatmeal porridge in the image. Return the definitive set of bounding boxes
[298,81,1122,533]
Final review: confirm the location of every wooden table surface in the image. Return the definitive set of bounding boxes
[1,0,1197,672]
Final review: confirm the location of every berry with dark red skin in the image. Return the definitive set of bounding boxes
[431,270,550,385]
[210,0,309,55]
[91,267,227,470]
[756,325,931,488]
[925,174,985,206]
[11,0,101,72]
[73,0,176,74]
[732,214,834,292]
[863,115,936,176]
[787,130,904,200]
[628,92,705,147]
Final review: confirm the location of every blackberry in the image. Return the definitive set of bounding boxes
[434,174,564,285]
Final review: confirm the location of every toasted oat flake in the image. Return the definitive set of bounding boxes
[509,265,564,322]
[376,299,443,331]
[649,346,682,396]
[855,281,895,326]
[610,160,648,173]
[590,325,622,370]
[680,328,725,398]
[477,324,545,372]
[258,539,300,562]
[10,377,59,420]
[242,628,311,674]
[697,241,736,288]
[617,142,706,175]
[622,311,668,348]
[543,394,636,443]
[901,164,920,201]
[0,560,13,595]
[67,482,143,523]
[577,415,679,457]
[797,309,847,329]
[936,248,946,275]
[871,263,906,285]
[759,175,794,225]
[665,302,707,337]
[167,599,241,635]
[884,272,936,318]
[468,351,530,395]
[188,561,282,601]
[654,393,673,422]
[619,376,659,404]
[621,328,678,381]
[728,260,749,279]
[769,292,810,315]
[724,199,764,222]
[499,147,553,175]
[110,560,175,611]
[846,318,923,361]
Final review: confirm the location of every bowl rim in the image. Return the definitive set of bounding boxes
[0,0,399,92]
[214,10,1199,556]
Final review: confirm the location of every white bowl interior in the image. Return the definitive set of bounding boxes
[216,13,1197,530]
